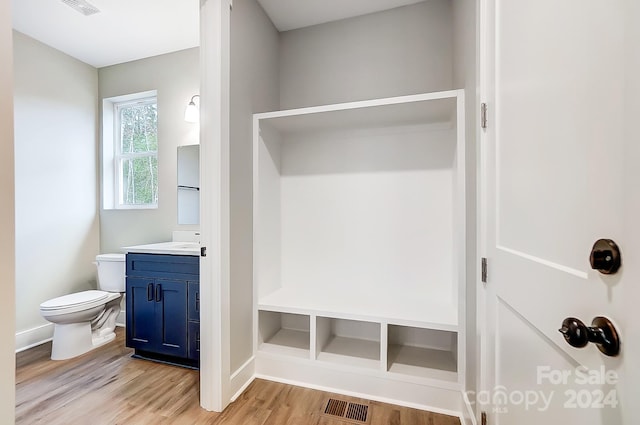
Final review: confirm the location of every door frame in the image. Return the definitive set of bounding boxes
[198,0,232,412]
[0,0,16,420]
[477,0,496,419]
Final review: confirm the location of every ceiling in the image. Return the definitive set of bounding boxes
[12,0,426,68]
[12,0,200,68]
[256,0,427,32]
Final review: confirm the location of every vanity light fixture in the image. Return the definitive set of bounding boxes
[184,94,200,123]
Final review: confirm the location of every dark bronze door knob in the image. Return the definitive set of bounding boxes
[589,239,621,274]
[559,316,620,357]
[558,317,589,348]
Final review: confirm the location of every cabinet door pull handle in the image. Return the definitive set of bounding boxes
[147,283,153,301]
[155,284,162,302]
[196,292,200,313]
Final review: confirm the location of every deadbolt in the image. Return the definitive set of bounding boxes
[589,239,621,275]
[558,316,620,357]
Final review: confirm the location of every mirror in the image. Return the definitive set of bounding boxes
[177,145,200,225]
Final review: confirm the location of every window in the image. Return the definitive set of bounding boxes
[116,97,158,206]
[102,91,158,209]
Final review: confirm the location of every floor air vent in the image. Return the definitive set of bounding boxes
[323,398,370,424]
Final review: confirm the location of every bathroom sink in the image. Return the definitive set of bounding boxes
[122,241,200,256]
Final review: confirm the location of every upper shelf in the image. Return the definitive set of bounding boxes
[255,90,461,135]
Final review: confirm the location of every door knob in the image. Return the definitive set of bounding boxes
[558,316,620,357]
[589,239,621,274]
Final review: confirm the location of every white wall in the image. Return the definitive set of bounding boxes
[279,0,453,109]
[0,0,15,419]
[229,0,279,374]
[13,31,100,346]
[278,128,456,302]
[99,48,200,253]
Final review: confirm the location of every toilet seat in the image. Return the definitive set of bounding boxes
[40,290,119,316]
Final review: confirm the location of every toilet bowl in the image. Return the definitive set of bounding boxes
[40,253,126,360]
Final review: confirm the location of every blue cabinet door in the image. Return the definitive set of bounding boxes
[187,281,199,322]
[155,280,188,358]
[127,277,188,357]
[126,277,157,351]
[187,282,200,362]
[188,321,200,360]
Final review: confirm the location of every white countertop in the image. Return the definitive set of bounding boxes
[122,241,200,256]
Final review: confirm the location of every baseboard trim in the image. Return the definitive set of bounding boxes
[255,353,466,418]
[461,392,477,425]
[230,356,255,402]
[15,323,54,353]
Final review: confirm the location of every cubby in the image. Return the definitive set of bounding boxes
[316,317,380,370]
[387,325,458,383]
[258,310,310,359]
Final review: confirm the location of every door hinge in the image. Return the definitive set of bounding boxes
[481,411,487,425]
[229,0,233,10]
[481,257,488,284]
[200,246,207,257]
[481,102,488,129]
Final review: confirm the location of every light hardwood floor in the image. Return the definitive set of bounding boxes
[16,328,461,425]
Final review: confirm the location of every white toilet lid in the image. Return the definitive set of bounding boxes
[40,290,109,311]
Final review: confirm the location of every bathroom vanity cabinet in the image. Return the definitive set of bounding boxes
[125,253,200,368]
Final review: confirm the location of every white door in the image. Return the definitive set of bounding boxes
[481,0,639,423]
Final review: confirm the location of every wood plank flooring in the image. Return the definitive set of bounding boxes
[16,328,460,425]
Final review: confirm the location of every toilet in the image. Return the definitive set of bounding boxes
[39,253,126,360]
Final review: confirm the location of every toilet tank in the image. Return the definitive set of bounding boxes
[96,253,126,292]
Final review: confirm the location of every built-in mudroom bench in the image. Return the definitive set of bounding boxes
[253,90,466,411]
